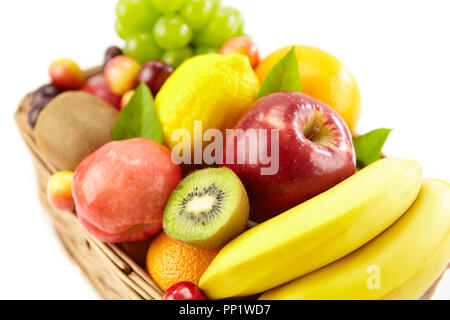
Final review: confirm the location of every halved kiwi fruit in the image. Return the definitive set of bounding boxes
[163,167,249,249]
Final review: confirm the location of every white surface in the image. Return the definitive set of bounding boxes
[0,0,448,300]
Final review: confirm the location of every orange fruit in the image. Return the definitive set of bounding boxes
[146,232,220,291]
[256,45,361,133]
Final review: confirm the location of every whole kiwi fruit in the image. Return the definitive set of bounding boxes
[34,91,119,171]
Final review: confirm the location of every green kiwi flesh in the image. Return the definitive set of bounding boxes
[163,167,249,249]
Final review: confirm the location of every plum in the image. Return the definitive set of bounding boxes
[81,74,122,109]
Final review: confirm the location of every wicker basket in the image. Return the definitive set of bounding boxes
[15,68,447,300]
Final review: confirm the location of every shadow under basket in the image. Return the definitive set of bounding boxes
[15,68,447,300]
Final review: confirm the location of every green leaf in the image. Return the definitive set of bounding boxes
[112,83,163,143]
[258,46,302,98]
[353,128,392,168]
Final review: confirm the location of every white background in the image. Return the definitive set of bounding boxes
[0,0,449,300]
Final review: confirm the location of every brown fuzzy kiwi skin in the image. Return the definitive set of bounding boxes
[34,92,119,171]
[170,168,250,250]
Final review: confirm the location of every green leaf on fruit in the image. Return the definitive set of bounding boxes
[258,47,302,98]
[112,83,163,143]
[353,128,392,168]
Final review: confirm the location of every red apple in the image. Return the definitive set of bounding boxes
[72,138,182,243]
[163,282,207,300]
[223,92,356,222]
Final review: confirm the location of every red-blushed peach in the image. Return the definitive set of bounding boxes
[47,171,75,212]
[72,138,182,243]
[49,58,85,90]
[104,55,141,96]
[120,90,135,110]
[220,37,260,68]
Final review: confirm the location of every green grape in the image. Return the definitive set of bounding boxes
[152,0,186,13]
[116,0,160,33]
[124,33,163,64]
[161,47,194,67]
[115,20,134,40]
[195,45,220,55]
[194,7,245,47]
[153,14,193,50]
[180,0,216,31]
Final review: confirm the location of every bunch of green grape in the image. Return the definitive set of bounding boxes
[115,0,245,67]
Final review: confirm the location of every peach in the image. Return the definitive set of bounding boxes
[72,138,182,243]
[220,37,260,68]
[120,90,135,110]
[49,58,85,90]
[47,171,75,212]
[104,55,141,96]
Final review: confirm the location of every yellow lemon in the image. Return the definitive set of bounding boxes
[256,45,361,133]
[155,53,259,158]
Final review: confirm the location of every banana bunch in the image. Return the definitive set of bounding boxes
[199,158,450,300]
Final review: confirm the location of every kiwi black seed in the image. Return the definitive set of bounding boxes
[163,167,249,249]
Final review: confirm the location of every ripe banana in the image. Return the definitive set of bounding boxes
[260,179,450,300]
[199,158,423,299]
